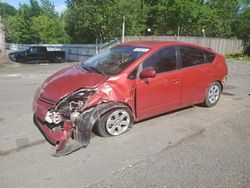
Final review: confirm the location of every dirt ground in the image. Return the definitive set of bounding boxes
[0,60,249,188]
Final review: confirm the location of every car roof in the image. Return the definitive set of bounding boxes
[119,40,208,51]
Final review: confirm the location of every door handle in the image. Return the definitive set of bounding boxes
[206,69,212,75]
[171,78,180,83]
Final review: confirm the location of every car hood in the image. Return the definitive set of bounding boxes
[39,65,108,102]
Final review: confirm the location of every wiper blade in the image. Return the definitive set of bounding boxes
[81,64,106,76]
[86,66,106,76]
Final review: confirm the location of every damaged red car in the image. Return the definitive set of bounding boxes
[33,41,228,156]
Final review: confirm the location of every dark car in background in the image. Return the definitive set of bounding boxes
[9,46,65,63]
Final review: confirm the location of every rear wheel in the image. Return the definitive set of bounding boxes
[203,82,221,107]
[53,57,63,63]
[93,108,132,137]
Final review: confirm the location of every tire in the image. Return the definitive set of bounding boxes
[203,82,221,107]
[9,54,16,61]
[42,59,50,64]
[54,57,63,63]
[93,107,133,137]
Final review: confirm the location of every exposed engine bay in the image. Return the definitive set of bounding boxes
[44,89,95,124]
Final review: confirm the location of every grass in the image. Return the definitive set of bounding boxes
[241,56,250,61]
[226,53,250,63]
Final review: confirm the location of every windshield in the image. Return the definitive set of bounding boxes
[80,46,150,75]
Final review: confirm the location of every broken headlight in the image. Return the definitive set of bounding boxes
[53,89,96,120]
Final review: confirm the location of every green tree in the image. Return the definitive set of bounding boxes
[209,0,241,37]
[3,0,250,45]
[232,7,250,39]
[31,15,69,43]
[0,2,17,44]
[5,0,69,43]
[232,7,250,55]
[65,0,146,43]
[41,0,56,17]
[0,2,17,18]
[5,0,42,43]
[144,0,246,38]
[6,4,37,43]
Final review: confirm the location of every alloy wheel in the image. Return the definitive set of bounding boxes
[105,109,130,136]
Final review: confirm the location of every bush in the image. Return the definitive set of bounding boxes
[244,42,250,56]
[226,52,243,58]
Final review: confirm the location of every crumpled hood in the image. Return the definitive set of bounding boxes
[39,65,108,102]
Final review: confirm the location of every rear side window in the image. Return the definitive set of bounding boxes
[143,47,177,73]
[203,50,216,63]
[180,46,206,68]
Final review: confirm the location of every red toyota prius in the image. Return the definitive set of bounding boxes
[33,41,228,155]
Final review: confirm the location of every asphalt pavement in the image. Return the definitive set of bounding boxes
[0,61,249,188]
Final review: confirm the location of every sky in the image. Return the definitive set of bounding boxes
[1,0,66,13]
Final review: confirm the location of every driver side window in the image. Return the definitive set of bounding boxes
[29,48,38,54]
[142,47,177,73]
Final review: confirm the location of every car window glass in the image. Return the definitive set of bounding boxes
[37,48,42,53]
[142,47,177,73]
[128,67,138,80]
[81,46,149,76]
[203,50,215,63]
[37,48,45,53]
[180,46,206,67]
[30,48,37,53]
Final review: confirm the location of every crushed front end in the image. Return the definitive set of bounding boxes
[33,88,97,156]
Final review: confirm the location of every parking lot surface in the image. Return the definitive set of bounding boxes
[0,61,249,188]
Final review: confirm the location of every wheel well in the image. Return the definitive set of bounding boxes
[91,102,134,137]
[101,102,134,121]
[91,102,134,122]
[216,80,223,91]
[203,81,223,104]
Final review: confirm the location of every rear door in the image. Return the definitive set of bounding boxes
[178,46,214,106]
[136,46,182,120]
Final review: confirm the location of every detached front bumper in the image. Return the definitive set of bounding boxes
[33,92,96,156]
[33,114,78,156]
[33,92,78,155]
[33,109,95,156]
[33,114,64,146]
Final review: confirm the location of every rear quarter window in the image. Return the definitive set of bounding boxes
[180,46,206,68]
[203,50,216,63]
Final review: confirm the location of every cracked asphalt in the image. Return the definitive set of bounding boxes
[0,60,250,188]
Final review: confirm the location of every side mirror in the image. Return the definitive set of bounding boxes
[140,68,156,79]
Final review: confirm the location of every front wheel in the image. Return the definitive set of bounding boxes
[93,108,133,137]
[203,82,221,107]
